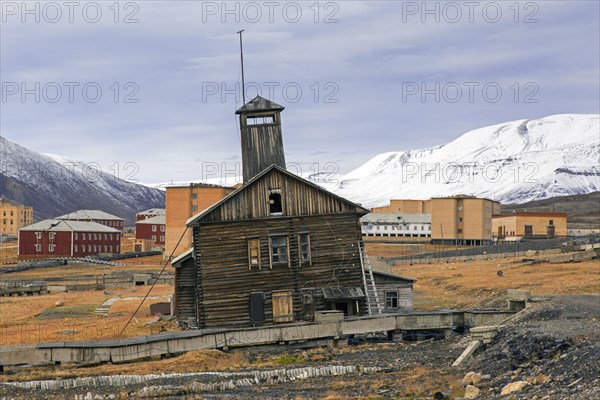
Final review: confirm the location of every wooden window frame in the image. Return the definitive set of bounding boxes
[247,237,261,270]
[298,232,312,267]
[385,290,399,309]
[269,235,290,268]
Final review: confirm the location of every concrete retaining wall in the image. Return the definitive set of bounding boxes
[0,309,515,366]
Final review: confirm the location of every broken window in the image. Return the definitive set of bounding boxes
[270,236,289,267]
[298,233,311,266]
[246,115,275,125]
[269,189,282,215]
[385,290,399,309]
[248,238,261,270]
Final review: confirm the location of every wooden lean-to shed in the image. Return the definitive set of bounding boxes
[371,270,416,312]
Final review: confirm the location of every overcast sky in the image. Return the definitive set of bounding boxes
[1,1,599,185]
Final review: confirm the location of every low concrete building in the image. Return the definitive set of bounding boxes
[361,213,431,241]
[567,224,600,237]
[492,212,567,239]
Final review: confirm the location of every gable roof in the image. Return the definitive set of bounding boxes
[235,95,285,114]
[372,269,416,283]
[56,210,123,221]
[19,219,121,233]
[187,164,368,227]
[137,208,165,216]
[135,215,165,225]
[171,247,194,267]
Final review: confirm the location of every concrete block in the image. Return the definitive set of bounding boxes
[452,340,482,367]
[507,289,531,301]
[314,310,344,323]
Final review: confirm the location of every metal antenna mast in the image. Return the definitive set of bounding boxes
[237,29,246,104]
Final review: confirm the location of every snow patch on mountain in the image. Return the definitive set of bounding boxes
[318,114,600,207]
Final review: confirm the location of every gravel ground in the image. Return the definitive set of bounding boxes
[466,294,600,399]
[1,295,598,399]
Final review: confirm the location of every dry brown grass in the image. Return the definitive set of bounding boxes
[0,284,176,345]
[395,258,600,309]
[0,241,19,264]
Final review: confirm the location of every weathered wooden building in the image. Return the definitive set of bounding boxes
[172,95,376,328]
[175,164,369,328]
[372,270,415,312]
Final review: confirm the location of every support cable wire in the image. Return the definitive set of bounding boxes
[119,227,189,339]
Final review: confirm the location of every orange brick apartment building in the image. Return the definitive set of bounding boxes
[164,183,235,260]
[369,195,501,245]
[0,199,33,236]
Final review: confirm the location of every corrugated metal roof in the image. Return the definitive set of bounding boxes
[361,213,431,224]
[19,219,121,233]
[135,215,165,225]
[56,210,123,221]
[321,287,365,300]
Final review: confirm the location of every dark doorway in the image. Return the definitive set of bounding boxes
[250,292,265,326]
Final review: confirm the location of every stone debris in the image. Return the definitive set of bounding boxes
[461,371,482,386]
[464,384,480,398]
[500,380,529,395]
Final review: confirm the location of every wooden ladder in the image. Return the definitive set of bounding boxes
[358,241,383,315]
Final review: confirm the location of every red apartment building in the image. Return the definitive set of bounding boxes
[56,210,124,232]
[18,219,121,258]
[136,208,165,221]
[135,215,165,246]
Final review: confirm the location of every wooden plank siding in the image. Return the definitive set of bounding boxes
[174,257,197,323]
[240,112,286,182]
[183,166,369,329]
[373,274,414,312]
[194,213,365,328]
[200,167,363,223]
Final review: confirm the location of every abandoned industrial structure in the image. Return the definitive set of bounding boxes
[172,96,413,328]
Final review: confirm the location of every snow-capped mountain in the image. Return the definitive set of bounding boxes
[0,136,165,225]
[319,114,600,207]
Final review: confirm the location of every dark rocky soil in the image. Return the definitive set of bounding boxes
[1,295,598,399]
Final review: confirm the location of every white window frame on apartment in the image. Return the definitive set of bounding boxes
[160,225,165,232]
[35,232,42,240]
[151,235,156,241]
[35,244,41,252]
[152,225,157,232]
[48,244,55,252]
[159,235,164,242]
[49,232,55,240]
[74,232,78,240]
[109,233,113,240]
[74,244,78,252]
